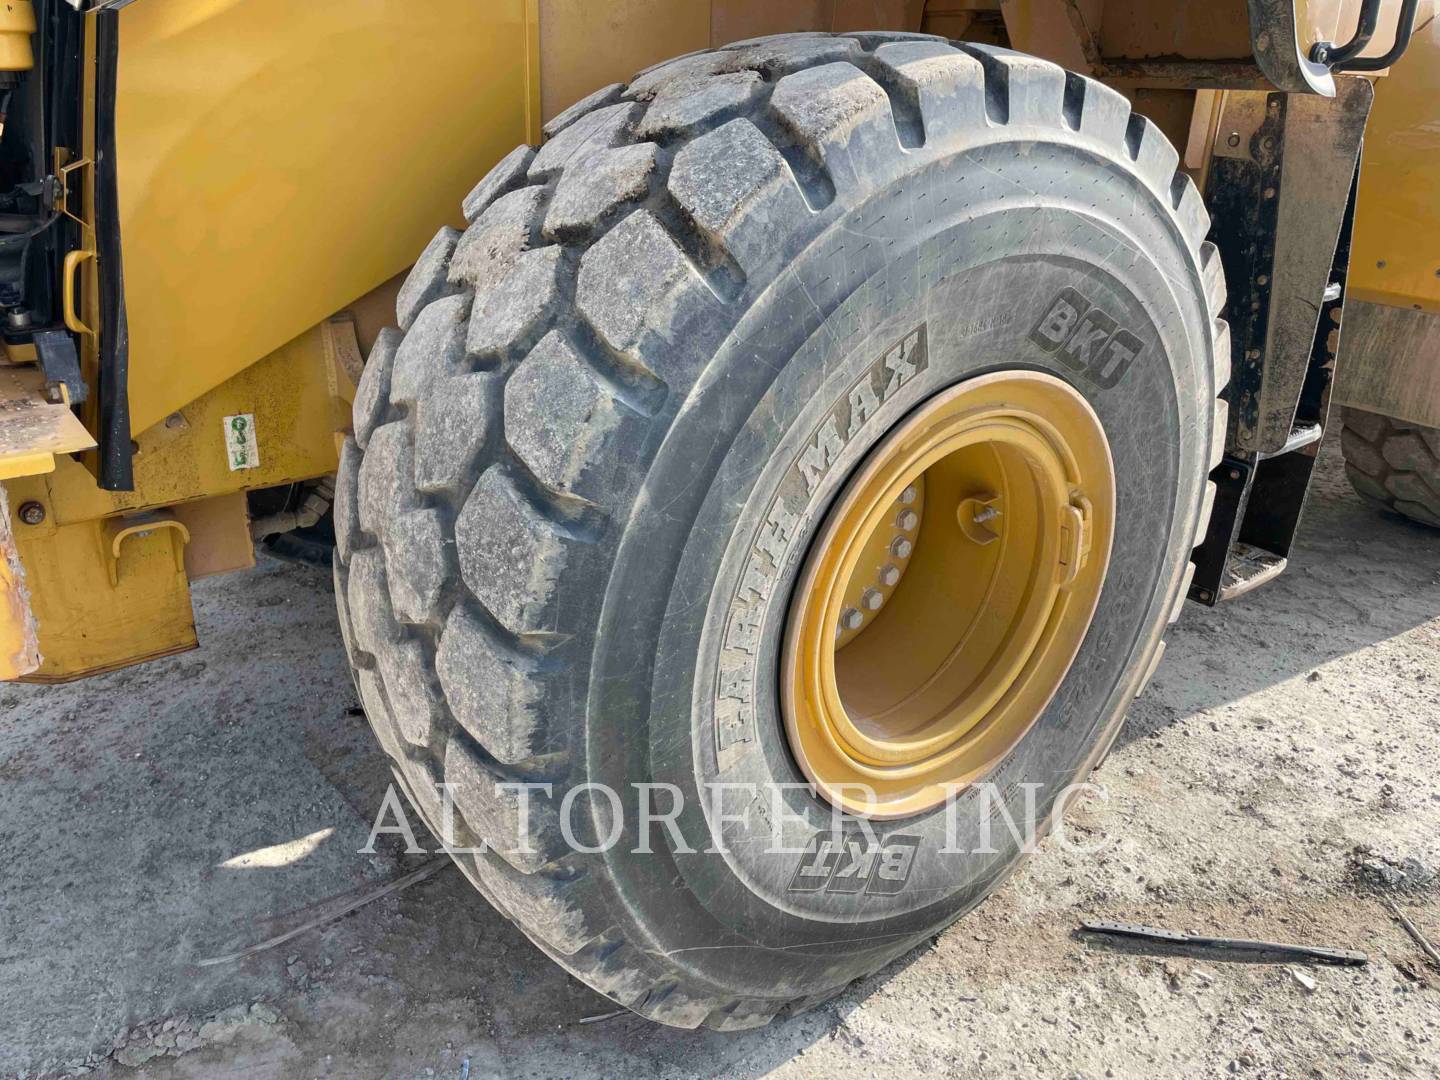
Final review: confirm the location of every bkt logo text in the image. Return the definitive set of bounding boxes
[787,833,920,896]
[1029,286,1146,389]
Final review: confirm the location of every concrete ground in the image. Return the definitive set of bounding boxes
[3,439,1438,1079]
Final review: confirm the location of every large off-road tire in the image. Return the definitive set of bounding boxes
[334,33,1228,1028]
[1340,406,1440,528]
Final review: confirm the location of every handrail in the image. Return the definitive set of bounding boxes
[1311,0,1383,67]
[1311,0,1421,73]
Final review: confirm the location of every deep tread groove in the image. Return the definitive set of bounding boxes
[1061,71,1085,131]
[759,91,839,211]
[852,53,927,149]
[1169,172,1188,211]
[544,230,672,416]
[565,319,669,418]
[1123,114,1146,160]
[651,189,747,303]
[954,43,1010,125]
[503,457,607,543]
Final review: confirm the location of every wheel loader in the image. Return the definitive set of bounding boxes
[0,0,1432,1031]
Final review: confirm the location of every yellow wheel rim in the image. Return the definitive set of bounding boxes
[781,371,1115,818]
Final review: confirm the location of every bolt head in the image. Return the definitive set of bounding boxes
[898,484,917,505]
[17,501,45,526]
[840,608,864,631]
[890,536,913,559]
[862,588,884,611]
[896,509,919,531]
[1227,132,1241,148]
[879,564,900,587]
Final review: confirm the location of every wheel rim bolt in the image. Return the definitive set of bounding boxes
[890,536,913,559]
[878,564,900,587]
[862,588,884,611]
[840,607,864,631]
[896,509,918,531]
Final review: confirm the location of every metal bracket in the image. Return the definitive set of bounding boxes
[32,329,87,405]
[52,148,92,227]
[105,515,190,587]
[1190,134,1365,606]
[1208,79,1373,457]
[1247,0,1336,96]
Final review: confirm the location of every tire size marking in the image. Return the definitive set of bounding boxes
[1029,287,1146,390]
[713,325,929,771]
[787,832,921,895]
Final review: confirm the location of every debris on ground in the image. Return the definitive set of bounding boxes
[59,1002,285,1074]
[1384,898,1440,969]
[195,858,450,967]
[1354,851,1436,892]
[1079,921,1368,966]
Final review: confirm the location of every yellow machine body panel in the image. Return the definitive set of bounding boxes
[1,317,354,679]
[35,322,354,528]
[7,504,198,682]
[1348,14,1440,313]
[112,0,539,437]
[538,0,710,126]
[1333,14,1440,427]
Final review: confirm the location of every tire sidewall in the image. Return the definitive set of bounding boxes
[584,142,1212,984]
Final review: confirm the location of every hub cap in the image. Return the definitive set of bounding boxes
[781,371,1115,818]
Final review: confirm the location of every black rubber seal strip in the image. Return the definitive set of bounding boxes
[94,6,133,491]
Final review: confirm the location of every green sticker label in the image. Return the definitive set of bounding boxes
[223,412,260,471]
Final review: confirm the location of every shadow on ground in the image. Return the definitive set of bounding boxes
[1119,440,1440,750]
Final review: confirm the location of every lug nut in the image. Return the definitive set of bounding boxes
[896,509,918,531]
[890,536,913,559]
[878,564,900,587]
[840,607,864,631]
[898,484,917,505]
[17,501,45,526]
[862,588,884,611]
